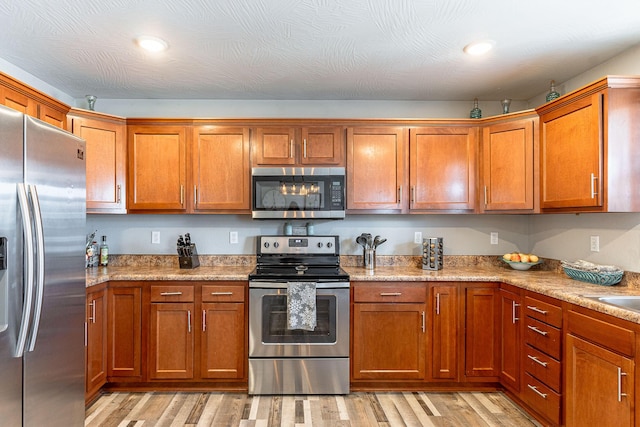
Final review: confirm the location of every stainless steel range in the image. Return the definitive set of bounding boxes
[248,235,350,395]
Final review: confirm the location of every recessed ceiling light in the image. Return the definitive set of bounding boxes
[463,40,495,56]
[135,35,168,52]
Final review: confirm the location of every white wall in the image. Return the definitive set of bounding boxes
[86,213,530,258]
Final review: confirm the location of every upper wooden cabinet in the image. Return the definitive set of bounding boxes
[346,127,408,212]
[409,126,478,212]
[480,115,537,213]
[0,71,69,129]
[69,110,127,213]
[192,125,251,212]
[127,123,189,212]
[252,126,345,166]
[537,76,640,212]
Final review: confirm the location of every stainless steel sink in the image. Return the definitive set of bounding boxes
[582,295,640,313]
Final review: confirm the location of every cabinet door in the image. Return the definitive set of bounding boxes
[86,288,107,396]
[201,302,245,379]
[252,127,296,165]
[430,285,458,380]
[566,334,634,427]
[128,126,188,211]
[107,287,142,379]
[149,303,194,380]
[499,288,521,392]
[71,115,126,213]
[192,126,250,211]
[300,127,344,165]
[346,127,408,211]
[38,104,66,129]
[482,119,535,211]
[352,303,425,380]
[409,127,477,211]
[465,286,500,379]
[0,85,37,116]
[540,93,603,209]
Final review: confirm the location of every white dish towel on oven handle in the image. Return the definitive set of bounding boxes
[287,282,317,331]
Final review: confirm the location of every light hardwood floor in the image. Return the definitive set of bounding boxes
[85,391,542,426]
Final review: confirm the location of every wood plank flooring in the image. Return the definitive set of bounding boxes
[85,391,542,426]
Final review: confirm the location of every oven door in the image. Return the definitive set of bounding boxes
[249,283,349,358]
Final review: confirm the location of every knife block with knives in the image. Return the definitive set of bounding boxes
[177,233,200,269]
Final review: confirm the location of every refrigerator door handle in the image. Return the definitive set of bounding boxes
[15,183,35,357]
[27,184,45,352]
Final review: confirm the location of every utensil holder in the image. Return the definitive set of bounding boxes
[422,237,443,270]
[179,244,200,269]
[364,248,376,270]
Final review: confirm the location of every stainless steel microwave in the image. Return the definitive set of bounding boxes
[251,167,346,219]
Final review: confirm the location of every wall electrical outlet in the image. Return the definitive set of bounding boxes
[229,231,239,244]
[414,231,422,244]
[590,235,600,252]
[490,232,499,245]
[151,231,160,244]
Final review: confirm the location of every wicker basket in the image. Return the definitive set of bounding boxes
[562,265,623,286]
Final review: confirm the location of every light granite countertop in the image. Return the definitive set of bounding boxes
[86,256,640,325]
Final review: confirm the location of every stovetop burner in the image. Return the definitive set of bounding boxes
[250,235,349,282]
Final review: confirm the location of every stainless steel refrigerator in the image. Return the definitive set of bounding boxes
[0,104,86,426]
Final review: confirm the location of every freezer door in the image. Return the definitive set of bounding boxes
[23,116,86,427]
[0,106,25,427]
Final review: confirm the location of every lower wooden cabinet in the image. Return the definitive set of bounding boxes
[200,284,246,380]
[352,283,426,381]
[565,308,636,427]
[464,284,500,380]
[499,286,522,392]
[86,286,107,401]
[149,301,195,380]
[107,284,143,380]
[429,284,458,380]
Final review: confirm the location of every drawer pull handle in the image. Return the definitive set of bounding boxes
[421,311,425,333]
[527,354,548,367]
[527,325,548,336]
[160,291,183,296]
[187,310,191,333]
[436,293,441,315]
[618,367,628,402]
[202,309,206,332]
[527,384,547,399]
[210,291,234,296]
[512,301,520,324]
[380,292,402,296]
[527,305,548,315]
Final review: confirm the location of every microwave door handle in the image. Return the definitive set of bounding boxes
[27,185,45,352]
[15,183,35,358]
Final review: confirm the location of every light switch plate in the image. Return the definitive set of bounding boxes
[490,232,498,245]
[414,231,422,244]
[230,231,238,244]
[151,231,160,244]
[590,235,600,252]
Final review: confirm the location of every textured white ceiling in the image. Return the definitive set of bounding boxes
[0,0,639,101]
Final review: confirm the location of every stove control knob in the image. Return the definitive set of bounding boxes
[273,242,280,248]
[317,242,323,248]
[263,242,269,248]
[327,242,333,248]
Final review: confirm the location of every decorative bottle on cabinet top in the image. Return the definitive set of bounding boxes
[469,98,482,119]
[546,80,560,102]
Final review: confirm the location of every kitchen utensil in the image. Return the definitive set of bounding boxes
[373,236,387,248]
[356,235,367,248]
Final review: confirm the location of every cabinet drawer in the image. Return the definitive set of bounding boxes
[525,317,561,360]
[524,345,561,393]
[201,285,245,303]
[567,310,635,357]
[523,373,561,425]
[524,296,562,327]
[150,285,194,302]
[354,284,426,303]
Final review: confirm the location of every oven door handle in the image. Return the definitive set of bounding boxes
[249,281,350,289]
